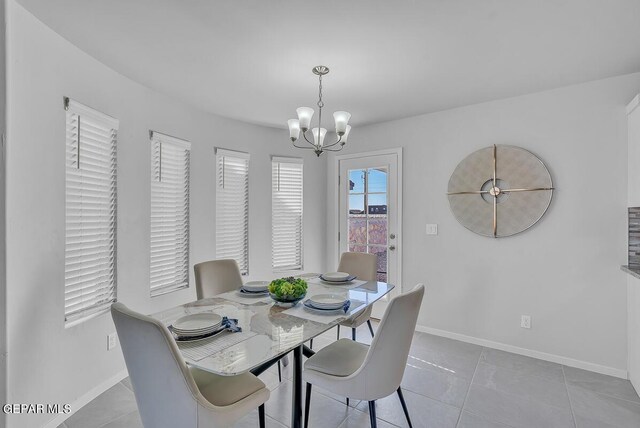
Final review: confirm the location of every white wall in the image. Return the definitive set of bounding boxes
[0,0,7,426]
[627,94,640,391]
[327,73,640,375]
[4,2,326,427]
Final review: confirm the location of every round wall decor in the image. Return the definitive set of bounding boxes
[447,145,553,238]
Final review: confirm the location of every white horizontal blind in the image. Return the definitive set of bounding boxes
[215,149,250,275]
[65,99,119,325]
[272,157,304,270]
[150,132,191,296]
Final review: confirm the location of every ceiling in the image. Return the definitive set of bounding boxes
[16,0,640,129]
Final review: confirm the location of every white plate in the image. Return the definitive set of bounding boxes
[174,327,226,342]
[322,272,351,281]
[173,313,223,332]
[296,273,321,279]
[172,323,222,335]
[242,281,270,292]
[308,294,349,309]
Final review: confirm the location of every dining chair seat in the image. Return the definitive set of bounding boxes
[304,339,369,377]
[338,306,372,330]
[111,303,270,428]
[190,367,266,407]
[303,284,425,428]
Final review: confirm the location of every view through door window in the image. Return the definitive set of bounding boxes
[348,168,388,282]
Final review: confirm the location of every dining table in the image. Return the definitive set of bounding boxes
[152,276,394,428]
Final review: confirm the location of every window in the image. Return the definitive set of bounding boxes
[272,157,303,270]
[64,98,118,325]
[215,149,250,275]
[150,131,191,296]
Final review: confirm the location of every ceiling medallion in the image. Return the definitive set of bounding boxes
[286,66,351,157]
[447,145,554,238]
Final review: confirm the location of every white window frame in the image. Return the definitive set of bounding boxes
[271,157,304,271]
[64,98,119,326]
[215,148,250,275]
[150,131,191,297]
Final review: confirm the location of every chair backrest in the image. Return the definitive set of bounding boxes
[194,259,243,299]
[111,303,203,427]
[337,252,377,281]
[357,284,425,398]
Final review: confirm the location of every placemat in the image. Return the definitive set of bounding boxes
[177,330,258,361]
[282,299,365,324]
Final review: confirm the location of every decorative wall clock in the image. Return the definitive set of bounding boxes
[447,145,554,238]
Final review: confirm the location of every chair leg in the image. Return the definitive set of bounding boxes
[277,360,282,382]
[336,325,340,340]
[309,338,313,349]
[258,404,266,428]
[397,387,413,428]
[367,319,375,338]
[368,400,377,428]
[304,383,312,428]
[352,328,356,341]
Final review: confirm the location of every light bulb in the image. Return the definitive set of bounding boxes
[296,107,314,131]
[312,127,327,147]
[341,125,351,143]
[287,119,300,142]
[333,111,351,135]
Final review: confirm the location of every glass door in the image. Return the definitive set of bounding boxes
[339,152,400,317]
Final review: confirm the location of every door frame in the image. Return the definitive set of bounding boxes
[333,147,403,293]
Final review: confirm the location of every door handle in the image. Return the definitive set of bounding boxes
[389,245,396,251]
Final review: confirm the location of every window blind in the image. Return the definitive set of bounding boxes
[150,131,191,296]
[215,149,250,275]
[64,98,119,325]
[271,157,304,271]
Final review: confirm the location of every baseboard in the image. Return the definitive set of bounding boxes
[415,324,628,380]
[43,369,128,428]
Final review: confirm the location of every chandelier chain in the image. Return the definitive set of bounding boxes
[317,74,324,109]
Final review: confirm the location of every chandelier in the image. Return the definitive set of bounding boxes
[287,65,351,157]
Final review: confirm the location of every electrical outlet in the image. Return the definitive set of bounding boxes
[521,315,531,329]
[107,332,118,350]
[426,224,438,235]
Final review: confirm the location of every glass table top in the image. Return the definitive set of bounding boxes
[152,280,394,376]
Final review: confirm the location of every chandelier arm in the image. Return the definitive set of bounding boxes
[322,145,346,152]
[292,141,317,150]
[321,135,343,149]
[301,130,318,148]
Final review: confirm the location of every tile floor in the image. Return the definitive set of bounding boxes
[58,322,640,428]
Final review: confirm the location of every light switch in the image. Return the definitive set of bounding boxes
[426,224,438,235]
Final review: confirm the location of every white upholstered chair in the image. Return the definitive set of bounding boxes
[194,259,244,300]
[303,284,425,428]
[111,303,270,428]
[336,252,378,341]
[194,259,286,381]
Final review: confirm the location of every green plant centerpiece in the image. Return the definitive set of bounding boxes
[268,277,308,307]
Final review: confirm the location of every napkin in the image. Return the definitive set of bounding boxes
[220,316,242,332]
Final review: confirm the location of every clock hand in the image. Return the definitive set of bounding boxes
[446,190,490,195]
[500,187,554,193]
[493,193,497,238]
[493,144,497,190]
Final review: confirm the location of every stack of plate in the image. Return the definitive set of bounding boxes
[240,281,270,296]
[304,294,350,312]
[172,313,223,338]
[319,272,357,283]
